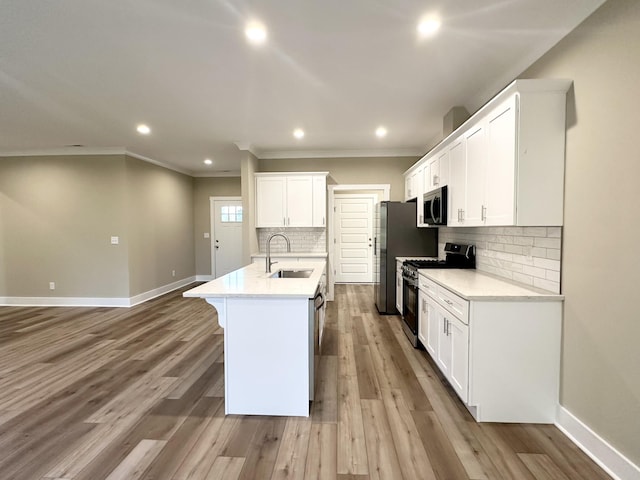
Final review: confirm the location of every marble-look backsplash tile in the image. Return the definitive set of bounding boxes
[439,226,562,293]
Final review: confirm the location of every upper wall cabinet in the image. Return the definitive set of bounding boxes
[255,172,328,228]
[407,79,571,227]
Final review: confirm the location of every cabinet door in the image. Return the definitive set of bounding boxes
[396,270,403,314]
[465,123,487,225]
[435,149,449,188]
[425,297,439,358]
[436,306,451,377]
[415,164,426,226]
[448,316,469,403]
[256,176,286,227]
[417,291,428,346]
[286,176,313,227]
[404,172,416,201]
[312,176,327,227]
[448,138,466,226]
[485,96,517,225]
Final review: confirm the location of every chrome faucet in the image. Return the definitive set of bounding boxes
[266,233,291,273]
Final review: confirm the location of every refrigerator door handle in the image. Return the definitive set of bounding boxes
[374,237,377,254]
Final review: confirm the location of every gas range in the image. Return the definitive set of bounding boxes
[401,243,476,282]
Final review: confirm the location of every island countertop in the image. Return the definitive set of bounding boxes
[183,260,326,299]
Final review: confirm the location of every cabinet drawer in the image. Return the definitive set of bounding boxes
[418,275,438,298]
[436,286,469,324]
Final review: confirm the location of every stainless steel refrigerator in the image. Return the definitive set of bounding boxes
[374,201,438,314]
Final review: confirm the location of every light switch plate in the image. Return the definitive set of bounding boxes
[204,232,210,238]
[111,236,119,245]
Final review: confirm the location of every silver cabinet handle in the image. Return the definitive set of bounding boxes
[322,216,325,225]
[283,217,286,226]
[481,205,487,221]
[433,175,439,186]
[419,214,423,224]
[444,299,454,306]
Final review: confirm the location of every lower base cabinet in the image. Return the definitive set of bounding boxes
[418,273,561,423]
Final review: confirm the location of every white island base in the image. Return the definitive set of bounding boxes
[184,260,326,417]
[217,296,312,416]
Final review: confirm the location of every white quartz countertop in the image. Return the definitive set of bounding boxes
[251,252,328,258]
[419,269,564,301]
[184,260,326,299]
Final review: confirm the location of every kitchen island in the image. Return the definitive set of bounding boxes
[183,260,326,417]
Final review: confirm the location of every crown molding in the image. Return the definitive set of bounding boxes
[191,170,241,178]
[0,147,126,157]
[257,147,424,160]
[124,150,193,176]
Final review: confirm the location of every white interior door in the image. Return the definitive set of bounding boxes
[334,196,374,283]
[212,198,243,278]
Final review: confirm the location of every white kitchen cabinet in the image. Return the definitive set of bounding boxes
[255,173,328,228]
[418,271,562,423]
[404,168,419,201]
[405,79,570,227]
[447,138,466,226]
[255,176,287,227]
[312,175,327,227]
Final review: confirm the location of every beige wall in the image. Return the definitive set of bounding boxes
[0,155,130,297]
[258,156,417,201]
[124,156,195,296]
[193,176,241,275]
[0,154,197,299]
[521,0,640,464]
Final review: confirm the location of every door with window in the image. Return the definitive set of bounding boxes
[211,198,243,278]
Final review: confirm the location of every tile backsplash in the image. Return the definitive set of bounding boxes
[438,226,562,293]
[258,228,327,254]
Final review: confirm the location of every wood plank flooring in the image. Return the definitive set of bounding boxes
[0,284,612,480]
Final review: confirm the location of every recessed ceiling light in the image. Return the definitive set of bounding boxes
[136,124,151,135]
[204,158,213,165]
[417,16,441,38]
[293,128,305,139]
[375,126,387,138]
[245,21,267,45]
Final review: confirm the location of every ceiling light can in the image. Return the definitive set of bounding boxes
[136,124,151,135]
[293,128,305,139]
[376,126,387,138]
[245,21,267,45]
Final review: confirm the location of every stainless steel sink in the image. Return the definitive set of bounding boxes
[270,269,313,278]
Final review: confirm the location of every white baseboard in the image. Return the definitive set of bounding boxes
[0,276,198,308]
[128,276,197,307]
[556,405,640,480]
[195,275,215,282]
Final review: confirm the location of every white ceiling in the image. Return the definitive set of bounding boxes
[0,0,605,176]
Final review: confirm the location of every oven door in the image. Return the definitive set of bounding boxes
[402,276,419,347]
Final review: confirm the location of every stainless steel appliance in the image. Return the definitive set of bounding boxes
[374,201,438,314]
[309,281,325,400]
[401,243,476,347]
[422,185,448,226]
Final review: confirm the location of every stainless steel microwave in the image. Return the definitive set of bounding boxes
[423,185,447,226]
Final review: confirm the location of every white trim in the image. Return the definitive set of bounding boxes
[128,276,196,307]
[556,405,640,480]
[124,150,193,176]
[0,147,195,176]
[196,275,215,282]
[0,276,197,308]
[327,184,391,301]
[191,171,241,178]
[258,148,423,160]
[0,147,126,157]
[210,196,243,279]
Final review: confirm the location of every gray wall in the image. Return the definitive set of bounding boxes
[520,0,640,465]
[0,155,130,297]
[0,154,197,299]
[258,156,417,201]
[124,156,195,296]
[193,176,241,276]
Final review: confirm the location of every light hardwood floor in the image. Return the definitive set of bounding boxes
[0,284,611,480]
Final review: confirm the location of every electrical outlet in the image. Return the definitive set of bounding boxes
[49,282,55,290]
[110,236,119,245]
[204,232,210,239]
[172,270,176,277]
